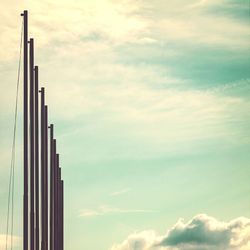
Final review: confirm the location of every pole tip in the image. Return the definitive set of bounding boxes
[21,10,28,16]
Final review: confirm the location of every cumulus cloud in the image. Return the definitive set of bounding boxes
[111,214,250,250]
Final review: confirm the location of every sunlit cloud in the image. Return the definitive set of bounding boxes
[1,0,249,62]
[111,214,250,250]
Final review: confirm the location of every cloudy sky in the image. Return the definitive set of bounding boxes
[0,0,249,250]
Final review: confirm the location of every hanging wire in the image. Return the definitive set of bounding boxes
[5,17,23,250]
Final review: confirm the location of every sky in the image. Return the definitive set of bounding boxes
[0,0,250,250]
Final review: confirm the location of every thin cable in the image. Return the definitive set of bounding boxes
[5,18,23,250]
[10,18,23,250]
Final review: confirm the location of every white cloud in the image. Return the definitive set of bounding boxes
[151,14,249,49]
[111,214,250,250]
[111,231,158,250]
[80,205,155,218]
[1,0,248,62]
[0,0,148,61]
[33,69,249,162]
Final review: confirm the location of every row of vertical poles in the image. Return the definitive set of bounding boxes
[21,10,64,250]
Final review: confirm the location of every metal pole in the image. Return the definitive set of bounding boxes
[40,88,45,250]
[58,168,61,250]
[55,154,59,250]
[61,180,64,250]
[21,10,28,250]
[45,106,49,250]
[34,66,39,250]
[53,139,57,250]
[49,125,54,250]
[29,38,35,250]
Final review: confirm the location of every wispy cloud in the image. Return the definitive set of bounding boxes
[80,205,155,218]
[188,0,220,9]
[110,188,131,196]
[1,0,248,62]
[0,0,147,61]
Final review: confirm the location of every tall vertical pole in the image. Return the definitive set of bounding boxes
[29,38,35,250]
[61,180,64,250]
[40,88,45,250]
[55,154,59,250]
[58,168,61,250]
[44,106,49,250]
[21,10,28,250]
[34,66,39,250]
[49,125,54,250]
[53,139,57,250]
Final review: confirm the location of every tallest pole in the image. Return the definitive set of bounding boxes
[21,10,28,250]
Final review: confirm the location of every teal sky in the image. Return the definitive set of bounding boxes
[0,1,249,250]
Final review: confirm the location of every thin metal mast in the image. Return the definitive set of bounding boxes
[53,139,57,250]
[49,125,54,250]
[55,154,59,250]
[58,167,61,250]
[40,87,45,250]
[58,168,63,250]
[61,180,64,250]
[29,38,35,250]
[21,10,28,250]
[34,66,39,250]
[44,106,48,250]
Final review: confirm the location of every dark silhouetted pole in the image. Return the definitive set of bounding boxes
[44,106,49,250]
[29,38,35,250]
[55,154,59,250]
[34,66,39,250]
[21,10,28,250]
[61,180,64,250]
[40,87,45,250]
[58,168,61,250]
[49,125,54,250]
[58,168,63,250]
[53,139,57,250]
